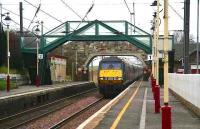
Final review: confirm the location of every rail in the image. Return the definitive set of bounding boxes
[49,97,104,129]
[0,88,97,129]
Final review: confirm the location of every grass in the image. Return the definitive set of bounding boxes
[0,66,17,74]
[0,66,28,75]
[0,79,17,90]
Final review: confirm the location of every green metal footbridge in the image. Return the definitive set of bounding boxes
[20,20,152,85]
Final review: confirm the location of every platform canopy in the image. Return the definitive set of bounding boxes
[21,20,152,54]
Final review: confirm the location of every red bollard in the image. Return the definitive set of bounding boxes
[161,103,172,129]
[152,79,156,100]
[6,75,10,92]
[154,86,160,113]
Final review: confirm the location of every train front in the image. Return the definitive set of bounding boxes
[98,60,124,97]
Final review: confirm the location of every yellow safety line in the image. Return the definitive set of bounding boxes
[110,81,142,129]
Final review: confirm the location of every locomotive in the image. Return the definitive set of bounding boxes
[98,56,143,97]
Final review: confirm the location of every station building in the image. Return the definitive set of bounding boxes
[48,55,67,83]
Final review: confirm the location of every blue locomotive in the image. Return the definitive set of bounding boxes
[98,56,143,97]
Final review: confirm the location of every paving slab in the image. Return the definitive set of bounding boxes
[146,81,200,129]
[93,80,200,129]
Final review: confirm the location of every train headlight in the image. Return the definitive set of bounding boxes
[118,77,122,80]
[99,77,103,80]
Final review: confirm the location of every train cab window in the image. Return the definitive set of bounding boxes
[100,62,121,69]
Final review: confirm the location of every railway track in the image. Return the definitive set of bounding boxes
[49,97,104,129]
[0,88,98,129]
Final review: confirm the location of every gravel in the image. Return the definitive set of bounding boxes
[61,99,110,129]
[17,93,102,129]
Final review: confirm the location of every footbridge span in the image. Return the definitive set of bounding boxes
[20,20,152,84]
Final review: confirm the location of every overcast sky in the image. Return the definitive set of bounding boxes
[0,0,199,40]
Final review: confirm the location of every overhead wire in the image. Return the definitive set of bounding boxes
[59,0,83,20]
[81,2,94,21]
[2,7,50,31]
[74,1,94,31]
[159,0,183,20]
[2,7,32,22]
[123,0,131,14]
[2,3,51,31]
[27,0,41,29]
[169,4,184,20]
[23,0,80,47]
[24,0,63,23]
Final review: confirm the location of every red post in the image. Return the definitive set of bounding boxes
[6,75,10,92]
[154,86,160,113]
[161,103,172,129]
[152,78,156,93]
[152,79,156,100]
[35,75,40,87]
[151,77,154,92]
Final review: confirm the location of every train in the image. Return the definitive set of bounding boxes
[98,56,143,97]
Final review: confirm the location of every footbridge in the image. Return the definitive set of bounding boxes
[20,20,152,84]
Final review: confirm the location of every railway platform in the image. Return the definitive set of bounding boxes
[0,81,96,118]
[78,80,200,129]
[0,81,90,98]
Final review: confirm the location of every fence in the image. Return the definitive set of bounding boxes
[0,74,29,86]
[169,73,200,109]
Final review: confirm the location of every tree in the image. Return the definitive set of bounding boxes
[0,24,6,66]
[173,30,196,44]
[0,28,24,71]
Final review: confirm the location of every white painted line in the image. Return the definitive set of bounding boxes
[0,82,90,100]
[77,81,137,129]
[139,88,147,129]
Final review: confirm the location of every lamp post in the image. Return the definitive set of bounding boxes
[151,0,161,85]
[3,12,11,92]
[151,16,156,78]
[33,24,40,87]
[75,49,78,76]
[197,0,199,74]
[72,45,78,80]
[0,3,3,33]
[91,59,93,81]
[161,0,172,129]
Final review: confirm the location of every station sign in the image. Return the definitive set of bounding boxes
[38,54,43,59]
[147,54,152,60]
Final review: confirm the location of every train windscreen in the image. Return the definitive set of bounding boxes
[100,62,121,70]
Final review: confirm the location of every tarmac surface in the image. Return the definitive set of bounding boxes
[84,80,200,129]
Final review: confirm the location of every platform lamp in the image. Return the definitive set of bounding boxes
[4,12,11,92]
[33,24,40,87]
[151,0,161,85]
[150,16,156,79]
